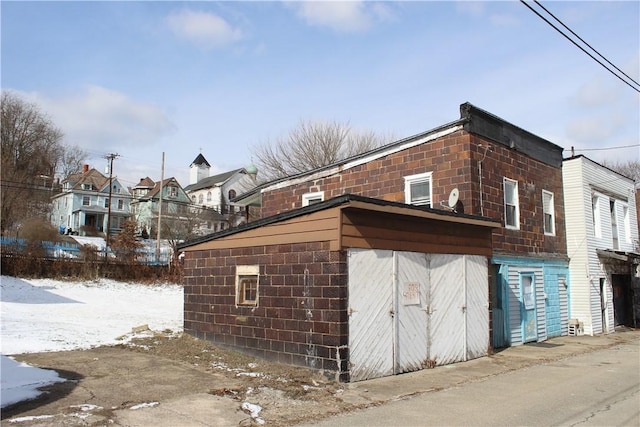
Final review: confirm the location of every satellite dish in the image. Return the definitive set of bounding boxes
[448,188,459,208]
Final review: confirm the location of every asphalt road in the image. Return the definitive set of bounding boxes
[304,340,640,427]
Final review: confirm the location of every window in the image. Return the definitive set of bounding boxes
[198,194,204,204]
[206,191,212,202]
[228,189,236,199]
[104,198,109,208]
[236,265,259,306]
[521,274,535,310]
[542,190,555,235]
[191,195,196,202]
[610,200,619,250]
[118,199,124,210]
[168,186,178,198]
[503,178,519,229]
[592,194,602,238]
[404,172,432,206]
[302,191,324,207]
[623,205,631,243]
[82,196,90,206]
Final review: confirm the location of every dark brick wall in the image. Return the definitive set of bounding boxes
[261,130,566,257]
[183,241,349,378]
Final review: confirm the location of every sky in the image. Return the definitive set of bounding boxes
[2,1,639,189]
[1,275,183,409]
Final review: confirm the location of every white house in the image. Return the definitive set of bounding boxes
[50,165,131,236]
[183,154,258,231]
[563,155,640,334]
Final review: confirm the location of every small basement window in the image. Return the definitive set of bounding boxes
[236,265,259,306]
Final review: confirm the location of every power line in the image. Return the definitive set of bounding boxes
[520,0,640,93]
[565,143,640,152]
[532,0,640,88]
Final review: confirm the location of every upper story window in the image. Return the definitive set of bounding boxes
[104,198,109,208]
[228,189,236,199]
[168,186,178,198]
[404,172,432,207]
[302,191,324,207]
[82,183,94,191]
[623,205,631,243]
[610,200,619,250]
[206,191,212,202]
[191,195,196,202]
[503,178,519,229]
[198,194,204,204]
[236,265,259,306]
[82,196,90,206]
[542,190,555,236]
[117,199,124,210]
[592,193,602,238]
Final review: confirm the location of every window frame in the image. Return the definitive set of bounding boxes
[302,191,324,207]
[82,196,91,206]
[404,172,433,207]
[542,190,555,236]
[622,204,631,243]
[521,273,535,310]
[592,193,603,238]
[235,265,259,307]
[117,199,124,210]
[503,177,520,229]
[104,198,109,209]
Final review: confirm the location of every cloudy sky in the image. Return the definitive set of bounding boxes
[2,1,638,188]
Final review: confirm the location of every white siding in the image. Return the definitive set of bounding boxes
[563,157,639,335]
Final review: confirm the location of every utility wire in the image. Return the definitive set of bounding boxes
[520,0,640,93]
[566,143,640,152]
[533,0,640,88]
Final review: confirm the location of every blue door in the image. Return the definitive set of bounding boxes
[521,274,537,343]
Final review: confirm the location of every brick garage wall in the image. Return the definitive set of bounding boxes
[183,241,349,378]
[261,130,566,257]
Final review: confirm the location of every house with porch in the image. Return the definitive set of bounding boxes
[129,177,208,240]
[50,165,131,236]
[563,155,640,333]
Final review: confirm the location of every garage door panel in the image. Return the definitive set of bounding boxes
[348,249,394,381]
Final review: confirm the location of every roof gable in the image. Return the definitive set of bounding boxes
[190,153,211,167]
[183,168,246,192]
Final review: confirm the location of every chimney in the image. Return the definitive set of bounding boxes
[83,164,89,173]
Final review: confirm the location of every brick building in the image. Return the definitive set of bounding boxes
[179,195,499,381]
[249,103,570,347]
[180,102,570,380]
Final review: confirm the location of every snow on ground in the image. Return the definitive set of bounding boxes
[0,275,183,409]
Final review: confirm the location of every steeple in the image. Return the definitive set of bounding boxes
[189,153,211,184]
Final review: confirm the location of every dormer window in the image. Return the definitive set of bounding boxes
[168,186,178,198]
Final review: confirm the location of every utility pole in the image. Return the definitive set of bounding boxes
[156,152,165,262]
[104,153,119,256]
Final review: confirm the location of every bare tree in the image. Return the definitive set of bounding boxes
[251,120,391,181]
[57,144,89,180]
[1,91,64,234]
[602,159,640,184]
